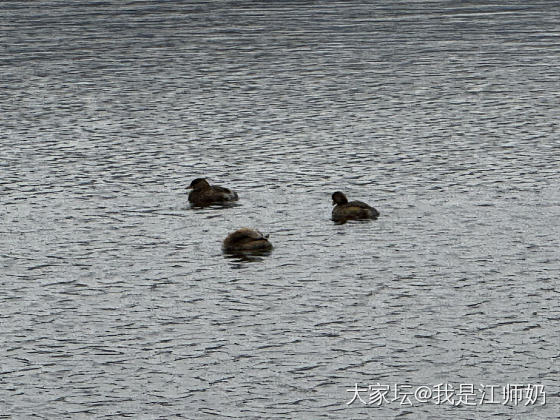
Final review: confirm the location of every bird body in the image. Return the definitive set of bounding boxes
[331,191,379,222]
[222,228,273,252]
[187,178,238,207]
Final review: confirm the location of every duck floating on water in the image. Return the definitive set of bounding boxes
[187,178,238,207]
[222,228,273,252]
[331,191,379,223]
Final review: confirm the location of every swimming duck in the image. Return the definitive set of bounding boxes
[187,178,238,207]
[331,191,379,222]
[222,228,273,252]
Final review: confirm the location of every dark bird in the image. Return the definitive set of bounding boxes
[331,191,379,223]
[187,178,238,207]
[222,228,273,252]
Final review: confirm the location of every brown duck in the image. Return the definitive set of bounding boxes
[187,178,238,207]
[222,228,273,252]
[331,191,379,222]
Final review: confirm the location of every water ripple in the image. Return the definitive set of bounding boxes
[1,1,559,419]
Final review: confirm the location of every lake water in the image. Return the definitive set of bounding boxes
[1,1,559,419]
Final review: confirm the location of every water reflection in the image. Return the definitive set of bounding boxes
[187,201,242,210]
[332,218,378,225]
[223,249,273,266]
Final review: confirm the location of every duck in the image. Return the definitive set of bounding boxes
[187,178,238,207]
[222,228,273,252]
[331,191,379,222]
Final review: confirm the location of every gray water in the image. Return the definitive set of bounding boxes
[1,1,559,419]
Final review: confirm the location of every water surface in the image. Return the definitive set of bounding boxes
[1,1,559,419]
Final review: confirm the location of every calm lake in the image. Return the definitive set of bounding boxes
[1,1,559,419]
